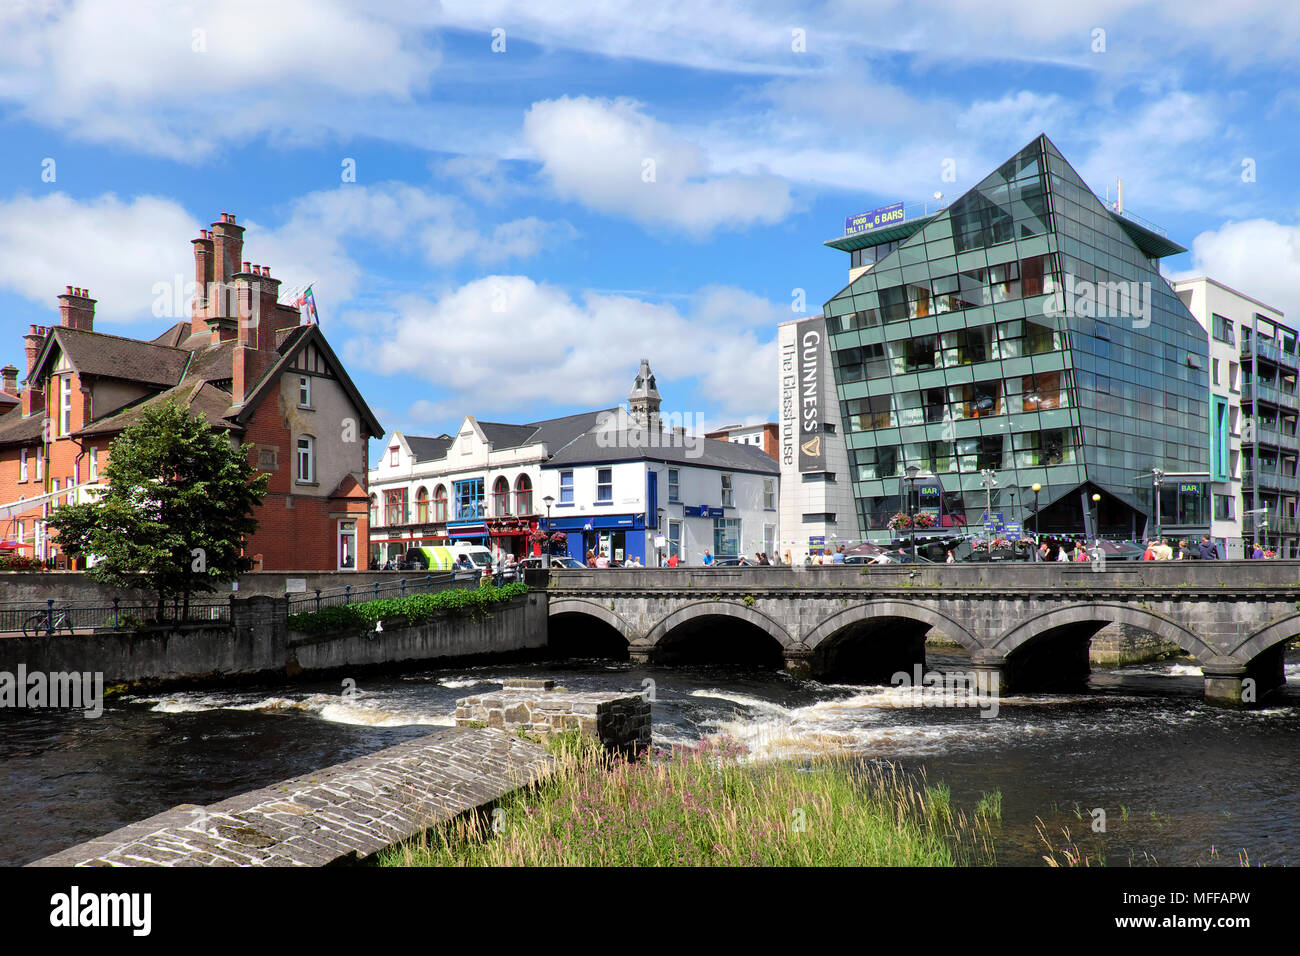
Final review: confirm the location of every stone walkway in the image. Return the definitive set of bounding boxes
[29,728,554,867]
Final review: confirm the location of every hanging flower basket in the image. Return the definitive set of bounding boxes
[888,512,912,531]
[912,512,937,529]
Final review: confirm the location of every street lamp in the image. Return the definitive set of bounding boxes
[1090,493,1101,543]
[905,464,920,560]
[979,468,997,529]
[542,495,555,569]
[1151,468,1165,543]
[1031,483,1042,561]
[656,506,665,567]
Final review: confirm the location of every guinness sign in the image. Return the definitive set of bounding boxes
[797,316,827,472]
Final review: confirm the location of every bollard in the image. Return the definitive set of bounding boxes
[315,588,321,612]
[112,597,120,629]
[345,584,352,604]
[426,574,432,593]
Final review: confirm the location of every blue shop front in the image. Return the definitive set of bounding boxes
[545,513,649,564]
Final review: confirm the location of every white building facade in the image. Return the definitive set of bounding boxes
[1173,277,1296,558]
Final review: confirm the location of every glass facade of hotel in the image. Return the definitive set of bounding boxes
[823,135,1209,540]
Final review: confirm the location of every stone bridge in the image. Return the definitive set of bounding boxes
[541,562,1300,706]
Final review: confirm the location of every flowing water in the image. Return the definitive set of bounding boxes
[2,648,1297,866]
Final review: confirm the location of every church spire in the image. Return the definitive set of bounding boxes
[627,358,661,431]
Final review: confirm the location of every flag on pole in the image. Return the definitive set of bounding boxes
[294,285,319,324]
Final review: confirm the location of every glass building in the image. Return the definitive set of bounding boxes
[822,134,1209,543]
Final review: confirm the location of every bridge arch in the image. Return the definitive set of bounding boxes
[802,600,979,654]
[992,602,1214,662]
[1229,612,1300,665]
[643,601,794,651]
[547,597,636,659]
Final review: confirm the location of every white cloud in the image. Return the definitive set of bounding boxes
[1172,218,1300,324]
[0,0,441,158]
[0,185,570,325]
[522,96,793,236]
[0,192,198,323]
[345,275,780,425]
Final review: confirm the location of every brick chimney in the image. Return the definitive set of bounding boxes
[57,286,95,331]
[1,364,17,395]
[232,343,275,407]
[210,213,244,287]
[191,228,215,337]
[22,324,46,416]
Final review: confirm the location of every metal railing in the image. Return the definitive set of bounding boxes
[285,572,466,615]
[0,597,231,635]
[1241,337,1299,369]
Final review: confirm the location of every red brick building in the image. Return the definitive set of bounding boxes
[0,213,382,571]
[704,422,779,460]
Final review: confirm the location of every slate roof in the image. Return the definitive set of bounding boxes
[0,406,46,447]
[75,380,244,437]
[405,435,454,462]
[545,424,780,474]
[33,327,190,388]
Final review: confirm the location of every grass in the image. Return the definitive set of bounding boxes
[287,581,527,634]
[379,734,997,867]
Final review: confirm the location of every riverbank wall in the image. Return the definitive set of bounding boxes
[0,592,547,689]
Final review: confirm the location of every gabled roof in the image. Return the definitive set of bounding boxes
[151,321,191,348]
[74,380,243,438]
[477,421,542,449]
[329,473,370,500]
[232,323,383,440]
[29,326,189,388]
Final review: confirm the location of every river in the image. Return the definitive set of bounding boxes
[2,647,1297,867]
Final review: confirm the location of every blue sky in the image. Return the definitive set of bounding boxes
[1,1,1297,463]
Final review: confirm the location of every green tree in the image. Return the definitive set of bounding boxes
[49,400,270,622]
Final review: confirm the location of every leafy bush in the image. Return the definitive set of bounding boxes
[0,555,44,571]
[287,581,527,635]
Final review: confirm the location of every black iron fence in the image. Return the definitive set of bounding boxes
[0,597,231,636]
[285,572,465,615]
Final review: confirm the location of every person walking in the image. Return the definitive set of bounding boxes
[1198,535,1219,560]
[783,549,793,566]
[595,551,610,569]
[586,549,597,568]
[832,546,846,565]
[666,552,679,567]
[945,549,955,564]
[1056,542,1070,562]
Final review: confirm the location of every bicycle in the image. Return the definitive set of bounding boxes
[22,605,74,638]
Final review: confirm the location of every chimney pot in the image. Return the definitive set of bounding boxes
[65,285,72,295]
[243,260,251,272]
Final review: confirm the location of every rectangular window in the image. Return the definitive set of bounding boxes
[34,449,41,481]
[88,448,97,481]
[19,448,27,482]
[296,436,314,482]
[1229,362,1239,391]
[560,470,574,505]
[1214,495,1235,521]
[962,380,1002,419]
[298,375,311,407]
[721,473,734,507]
[763,479,776,510]
[337,520,357,571]
[454,478,484,519]
[596,468,613,502]
[389,446,399,466]
[60,376,72,436]
[712,517,741,557]
[846,395,892,431]
[1212,314,1234,345]
[668,468,680,502]
[668,520,681,559]
[1212,358,1220,386]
